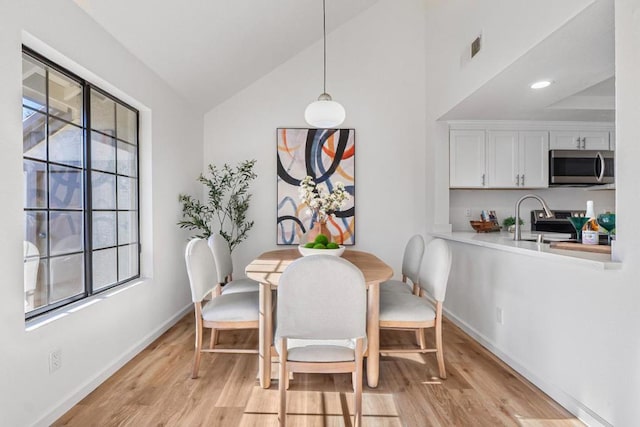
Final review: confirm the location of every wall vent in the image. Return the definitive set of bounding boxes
[471,34,482,58]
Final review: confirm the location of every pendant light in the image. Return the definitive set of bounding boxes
[304,0,346,128]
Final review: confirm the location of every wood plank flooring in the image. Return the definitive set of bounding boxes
[54,313,583,426]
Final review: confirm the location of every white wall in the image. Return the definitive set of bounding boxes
[203,0,428,274]
[0,1,202,425]
[425,0,640,424]
[426,0,599,228]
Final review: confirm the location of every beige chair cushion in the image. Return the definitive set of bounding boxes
[201,291,259,322]
[380,279,413,294]
[276,337,366,362]
[287,345,355,362]
[221,277,260,294]
[379,292,436,323]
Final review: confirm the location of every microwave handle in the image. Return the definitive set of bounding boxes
[595,151,605,182]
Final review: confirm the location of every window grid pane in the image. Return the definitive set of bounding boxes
[23,48,139,319]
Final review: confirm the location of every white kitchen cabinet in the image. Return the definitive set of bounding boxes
[549,130,609,150]
[486,131,548,188]
[449,130,486,188]
[519,131,550,188]
[487,131,518,188]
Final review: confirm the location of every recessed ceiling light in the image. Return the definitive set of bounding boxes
[530,80,552,89]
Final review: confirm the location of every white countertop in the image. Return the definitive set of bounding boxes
[431,231,621,271]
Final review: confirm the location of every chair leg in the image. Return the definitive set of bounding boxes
[209,328,219,349]
[415,328,427,349]
[435,320,446,379]
[279,339,288,426]
[192,308,203,379]
[354,338,364,427]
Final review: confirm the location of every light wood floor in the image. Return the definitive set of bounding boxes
[54,313,583,426]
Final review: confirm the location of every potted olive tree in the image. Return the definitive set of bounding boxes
[178,159,257,252]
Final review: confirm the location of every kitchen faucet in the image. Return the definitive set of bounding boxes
[514,194,553,241]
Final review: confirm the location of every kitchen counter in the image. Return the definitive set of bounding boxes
[431,231,621,270]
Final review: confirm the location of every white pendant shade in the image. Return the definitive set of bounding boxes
[305,99,346,128]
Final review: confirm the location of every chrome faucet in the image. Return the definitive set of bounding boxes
[514,194,553,241]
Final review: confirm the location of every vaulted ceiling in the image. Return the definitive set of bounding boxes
[73,0,380,112]
[74,0,614,121]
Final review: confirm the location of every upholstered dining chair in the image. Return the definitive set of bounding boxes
[275,255,367,427]
[380,234,425,295]
[379,238,452,379]
[208,233,259,295]
[184,238,259,379]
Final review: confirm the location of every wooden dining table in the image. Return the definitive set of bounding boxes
[245,248,393,389]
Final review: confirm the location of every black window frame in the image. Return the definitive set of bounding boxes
[22,46,141,320]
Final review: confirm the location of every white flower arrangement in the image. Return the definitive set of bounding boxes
[298,176,350,223]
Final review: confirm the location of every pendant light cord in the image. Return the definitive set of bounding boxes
[323,0,327,94]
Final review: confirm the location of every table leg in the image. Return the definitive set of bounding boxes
[366,283,380,388]
[259,282,272,389]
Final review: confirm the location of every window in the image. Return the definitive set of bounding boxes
[22,47,139,319]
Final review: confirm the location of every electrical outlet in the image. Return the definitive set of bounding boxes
[465,208,472,217]
[49,349,61,373]
[496,307,504,325]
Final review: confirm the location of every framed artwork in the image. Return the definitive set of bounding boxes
[276,128,355,245]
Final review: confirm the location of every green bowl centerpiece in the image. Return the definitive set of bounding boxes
[298,233,345,256]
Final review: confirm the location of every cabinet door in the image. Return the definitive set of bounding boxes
[550,130,610,150]
[450,130,486,188]
[582,131,610,150]
[519,131,549,188]
[487,131,518,188]
[550,131,582,149]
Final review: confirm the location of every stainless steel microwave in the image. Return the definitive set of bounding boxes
[549,150,614,185]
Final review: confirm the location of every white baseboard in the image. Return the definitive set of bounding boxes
[443,308,612,427]
[34,304,192,427]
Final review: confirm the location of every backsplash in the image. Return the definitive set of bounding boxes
[450,188,615,232]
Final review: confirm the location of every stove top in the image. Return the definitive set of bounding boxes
[531,209,585,222]
[531,210,608,244]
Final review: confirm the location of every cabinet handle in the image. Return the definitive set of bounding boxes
[516,174,520,186]
[582,137,587,149]
[521,174,525,186]
[576,137,581,149]
[482,174,485,186]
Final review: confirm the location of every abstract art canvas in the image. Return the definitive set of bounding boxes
[276,128,355,245]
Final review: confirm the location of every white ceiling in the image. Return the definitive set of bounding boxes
[74,0,614,121]
[73,0,380,112]
[440,0,615,122]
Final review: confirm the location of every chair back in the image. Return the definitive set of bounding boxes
[185,238,217,303]
[418,239,452,302]
[401,234,425,283]
[208,233,233,283]
[276,255,366,341]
